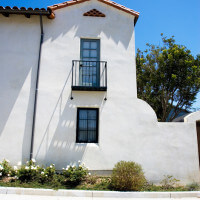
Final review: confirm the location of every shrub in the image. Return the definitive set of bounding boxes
[62,164,88,186]
[185,182,200,191]
[86,174,97,185]
[160,175,180,190]
[17,159,40,182]
[0,159,14,179]
[37,164,56,183]
[111,161,146,191]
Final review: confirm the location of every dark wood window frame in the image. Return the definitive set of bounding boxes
[76,108,99,143]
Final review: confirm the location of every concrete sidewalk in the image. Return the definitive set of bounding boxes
[0,194,200,200]
[0,187,200,199]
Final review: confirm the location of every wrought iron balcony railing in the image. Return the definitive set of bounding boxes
[72,60,107,91]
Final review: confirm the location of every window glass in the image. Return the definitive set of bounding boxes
[90,50,97,57]
[83,50,90,57]
[83,41,90,49]
[91,42,97,49]
[77,108,98,143]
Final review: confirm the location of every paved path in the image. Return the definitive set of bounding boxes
[0,194,200,200]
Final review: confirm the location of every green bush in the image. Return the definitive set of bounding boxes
[17,159,41,182]
[37,164,56,183]
[185,182,200,191]
[0,159,14,179]
[62,164,88,186]
[111,161,146,191]
[160,175,180,190]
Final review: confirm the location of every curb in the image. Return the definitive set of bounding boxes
[0,187,200,198]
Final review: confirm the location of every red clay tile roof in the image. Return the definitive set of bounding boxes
[83,9,105,17]
[48,0,139,25]
[0,0,139,24]
[0,6,51,18]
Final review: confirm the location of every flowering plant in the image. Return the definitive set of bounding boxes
[17,159,40,182]
[38,164,56,183]
[62,162,88,186]
[0,159,14,179]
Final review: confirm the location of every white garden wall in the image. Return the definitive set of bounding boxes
[184,111,200,123]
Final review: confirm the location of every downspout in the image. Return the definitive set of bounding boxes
[30,15,44,160]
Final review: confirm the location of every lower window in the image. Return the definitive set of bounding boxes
[76,108,99,143]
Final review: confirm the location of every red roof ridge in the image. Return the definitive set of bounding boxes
[48,0,139,24]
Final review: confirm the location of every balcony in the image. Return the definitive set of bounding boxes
[72,60,107,91]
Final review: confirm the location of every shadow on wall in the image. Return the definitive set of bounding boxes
[33,68,107,168]
[44,96,87,168]
[0,63,32,135]
[42,91,107,168]
[43,2,134,50]
[33,69,89,168]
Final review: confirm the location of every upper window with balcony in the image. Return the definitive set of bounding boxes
[72,39,107,91]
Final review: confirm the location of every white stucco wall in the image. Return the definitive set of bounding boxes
[0,15,40,164]
[0,0,199,185]
[184,111,200,123]
[32,0,199,184]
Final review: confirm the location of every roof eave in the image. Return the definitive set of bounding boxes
[0,6,51,18]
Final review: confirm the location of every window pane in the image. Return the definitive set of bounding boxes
[88,120,96,131]
[83,50,89,57]
[88,131,96,142]
[91,42,97,49]
[79,110,87,119]
[78,131,87,142]
[83,41,90,49]
[88,110,97,119]
[79,120,87,130]
[90,50,97,58]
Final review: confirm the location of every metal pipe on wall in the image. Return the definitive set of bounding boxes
[30,15,44,160]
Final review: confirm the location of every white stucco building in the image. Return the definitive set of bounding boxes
[0,0,199,184]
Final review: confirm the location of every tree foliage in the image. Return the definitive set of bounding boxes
[136,34,200,122]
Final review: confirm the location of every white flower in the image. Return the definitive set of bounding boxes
[41,172,44,175]
[13,166,18,170]
[45,175,48,177]
[31,166,37,170]
[72,165,75,168]
[25,166,29,170]
[7,174,10,177]
[31,158,36,163]
[66,165,70,170]
[78,160,81,163]
[88,173,91,176]
[14,176,18,179]
[50,165,52,168]
[26,161,29,164]
[5,159,10,163]
[0,165,3,170]
[17,161,22,166]
[0,172,2,176]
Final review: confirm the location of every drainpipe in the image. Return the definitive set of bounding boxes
[30,15,44,160]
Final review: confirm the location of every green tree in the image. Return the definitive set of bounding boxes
[136,34,200,122]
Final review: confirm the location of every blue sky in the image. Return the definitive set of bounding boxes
[1,0,200,109]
